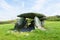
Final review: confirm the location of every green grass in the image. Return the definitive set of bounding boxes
[0,21,60,40]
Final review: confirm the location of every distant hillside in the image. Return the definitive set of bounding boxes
[46,15,60,21]
[0,19,17,24]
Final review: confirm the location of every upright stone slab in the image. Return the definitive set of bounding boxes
[34,16,41,28]
[14,17,27,30]
[40,20,44,27]
[34,16,46,30]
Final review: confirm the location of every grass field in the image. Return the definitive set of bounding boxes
[0,21,60,40]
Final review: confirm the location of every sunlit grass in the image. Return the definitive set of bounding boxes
[0,21,60,40]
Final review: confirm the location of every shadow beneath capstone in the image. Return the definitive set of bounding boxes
[15,23,35,32]
[11,27,35,32]
[20,27,35,32]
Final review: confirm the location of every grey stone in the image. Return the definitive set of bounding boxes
[14,17,27,30]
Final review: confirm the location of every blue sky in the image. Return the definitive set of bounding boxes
[0,0,60,21]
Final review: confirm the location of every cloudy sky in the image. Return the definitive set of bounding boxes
[0,0,60,21]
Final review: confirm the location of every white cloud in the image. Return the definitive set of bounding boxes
[0,0,18,21]
[43,2,60,16]
[0,0,18,15]
[0,0,13,10]
[0,0,60,21]
[0,0,25,21]
[31,0,46,11]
